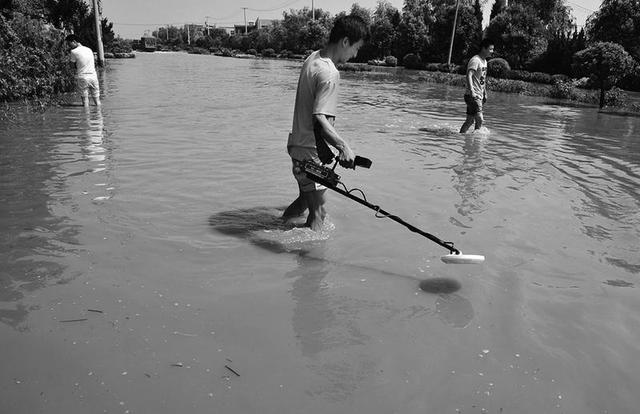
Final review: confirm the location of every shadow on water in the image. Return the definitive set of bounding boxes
[208,206,464,295]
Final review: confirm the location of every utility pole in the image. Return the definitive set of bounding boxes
[91,0,104,66]
[242,7,248,35]
[205,16,211,35]
[447,0,461,67]
[186,23,190,45]
[312,0,315,20]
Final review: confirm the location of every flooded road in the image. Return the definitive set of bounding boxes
[1,52,639,413]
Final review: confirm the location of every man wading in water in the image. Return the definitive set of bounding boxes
[460,38,494,133]
[282,15,368,230]
[66,34,101,107]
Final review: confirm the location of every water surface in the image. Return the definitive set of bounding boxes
[1,52,639,413]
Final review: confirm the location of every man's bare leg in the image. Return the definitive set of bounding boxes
[474,112,484,130]
[303,189,326,231]
[282,188,308,222]
[460,114,475,133]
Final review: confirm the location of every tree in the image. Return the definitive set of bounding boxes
[397,0,434,59]
[485,3,548,69]
[489,0,505,21]
[280,7,332,53]
[573,42,636,108]
[371,0,400,57]
[430,2,482,64]
[586,0,640,63]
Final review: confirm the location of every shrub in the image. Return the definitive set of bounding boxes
[529,71,553,84]
[278,49,292,58]
[604,87,629,107]
[551,74,570,84]
[549,80,579,100]
[106,37,132,54]
[487,58,511,78]
[337,63,372,72]
[384,55,398,67]
[438,63,456,73]
[507,70,554,84]
[0,14,74,102]
[424,62,440,71]
[262,48,276,57]
[247,48,257,56]
[403,53,423,70]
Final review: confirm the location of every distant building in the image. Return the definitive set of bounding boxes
[234,21,255,36]
[184,24,206,42]
[255,18,277,29]
[216,26,235,35]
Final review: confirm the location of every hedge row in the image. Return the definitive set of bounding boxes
[0,14,75,102]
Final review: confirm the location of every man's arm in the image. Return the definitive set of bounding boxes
[466,68,478,99]
[313,113,355,167]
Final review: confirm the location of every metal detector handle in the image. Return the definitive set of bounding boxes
[353,156,372,169]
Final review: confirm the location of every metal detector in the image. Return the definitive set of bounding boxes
[302,158,485,265]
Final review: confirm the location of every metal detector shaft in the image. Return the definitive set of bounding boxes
[310,176,460,255]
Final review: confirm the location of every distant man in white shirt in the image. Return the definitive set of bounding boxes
[65,34,101,107]
[460,38,494,133]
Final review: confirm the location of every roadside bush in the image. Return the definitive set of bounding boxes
[106,37,132,54]
[403,53,423,70]
[438,63,457,73]
[424,62,440,72]
[384,56,398,67]
[604,87,629,107]
[487,58,510,78]
[528,71,553,84]
[507,70,553,84]
[247,48,257,56]
[278,49,292,58]
[487,78,533,94]
[549,80,580,100]
[337,63,372,72]
[0,14,74,102]
[262,48,276,57]
[219,48,234,57]
[551,74,570,84]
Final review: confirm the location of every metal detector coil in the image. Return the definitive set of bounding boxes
[301,158,485,265]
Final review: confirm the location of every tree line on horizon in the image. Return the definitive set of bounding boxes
[149,0,639,91]
[1,0,639,103]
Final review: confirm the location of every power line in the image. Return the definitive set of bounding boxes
[566,1,596,13]
[246,0,304,13]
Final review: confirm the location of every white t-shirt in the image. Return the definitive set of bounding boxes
[70,44,97,77]
[465,55,487,98]
[288,50,340,160]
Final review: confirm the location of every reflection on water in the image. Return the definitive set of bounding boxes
[452,134,490,225]
[0,106,108,328]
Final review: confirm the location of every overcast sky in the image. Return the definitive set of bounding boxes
[103,0,603,39]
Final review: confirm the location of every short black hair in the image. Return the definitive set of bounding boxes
[480,38,494,49]
[328,15,369,45]
[65,34,79,43]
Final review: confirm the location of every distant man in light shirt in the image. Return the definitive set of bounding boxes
[65,34,101,107]
[282,15,368,231]
[460,38,494,133]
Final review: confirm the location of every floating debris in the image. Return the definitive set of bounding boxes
[225,365,240,377]
[171,363,184,367]
[172,331,197,337]
[87,309,103,313]
[60,318,88,323]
